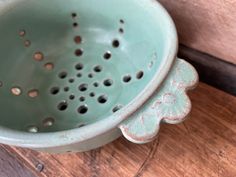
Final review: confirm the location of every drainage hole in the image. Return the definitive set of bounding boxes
[19,30,26,37]
[11,87,22,96]
[69,78,75,83]
[89,92,95,97]
[120,19,125,24]
[77,73,82,78]
[28,89,39,98]
[44,63,54,70]
[103,79,113,87]
[69,95,75,100]
[88,73,94,78]
[57,101,68,111]
[78,105,88,114]
[113,105,123,113]
[77,123,86,128]
[64,87,70,92]
[74,36,82,44]
[75,49,83,56]
[27,125,38,133]
[33,52,44,61]
[98,95,108,104]
[79,96,86,102]
[112,39,120,48]
[94,65,102,72]
[75,63,83,70]
[103,51,112,60]
[50,87,60,95]
[73,22,78,28]
[71,13,77,18]
[79,84,88,92]
[24,40,31,47]
[0,81,3,87]
[43,117,55,127]
[58,71,67,79]
[136,71,144,79]
[93,82,99,87]
[119,28,124,33]
[123,75,132,83]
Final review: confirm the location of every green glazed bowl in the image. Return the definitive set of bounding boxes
[0,0,198,153]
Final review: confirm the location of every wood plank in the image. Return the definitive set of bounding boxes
[1,83,236,177]
[158,0,236,64]
[0,145,36,177]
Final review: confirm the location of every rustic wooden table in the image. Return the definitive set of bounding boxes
[0,83,236,177]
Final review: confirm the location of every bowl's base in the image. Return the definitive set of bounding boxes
[32,128,122,153]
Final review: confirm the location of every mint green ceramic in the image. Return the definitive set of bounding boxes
[0,0,198,153]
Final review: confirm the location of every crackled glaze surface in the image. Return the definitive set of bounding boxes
[120,59,198,144]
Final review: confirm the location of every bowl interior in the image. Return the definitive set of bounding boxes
[0,0,172,132]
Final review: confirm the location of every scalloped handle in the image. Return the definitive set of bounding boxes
[119,58,198,144]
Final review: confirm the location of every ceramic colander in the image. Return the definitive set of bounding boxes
[0,0,198,153]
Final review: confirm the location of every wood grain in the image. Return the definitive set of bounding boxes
[158,0,236,64]
[1,83,236,177]
[0,145,36,177]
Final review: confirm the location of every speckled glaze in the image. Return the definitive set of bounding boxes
[0,0,198,153]
[120,59,198,144]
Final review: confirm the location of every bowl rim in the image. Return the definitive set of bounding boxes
[0,0,178,149]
